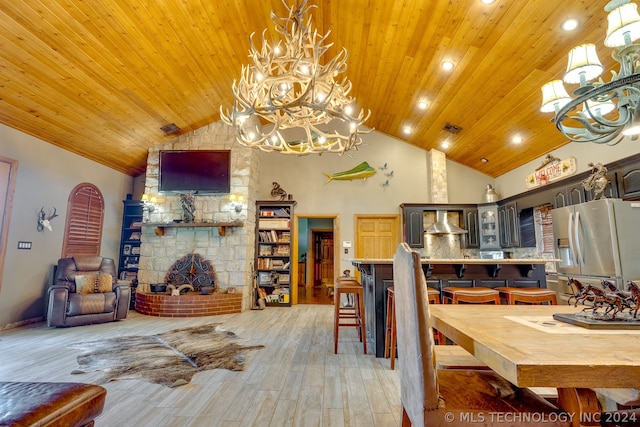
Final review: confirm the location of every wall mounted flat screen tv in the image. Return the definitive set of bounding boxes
[159,150,231,194]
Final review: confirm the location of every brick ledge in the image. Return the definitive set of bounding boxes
[135,291,242,317]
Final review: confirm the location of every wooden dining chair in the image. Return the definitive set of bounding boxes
[393,242,570,426]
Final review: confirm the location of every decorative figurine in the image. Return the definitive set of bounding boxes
[581,162,609,200]
[270,182,288,200]
[180,193,196,223]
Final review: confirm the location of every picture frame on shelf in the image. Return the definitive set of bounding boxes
[123,244,131,255]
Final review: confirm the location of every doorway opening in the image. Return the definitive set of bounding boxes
[294,214,340,305]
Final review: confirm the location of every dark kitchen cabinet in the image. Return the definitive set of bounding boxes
[616,166,640,200]
[567,183,586,205]
[402,205,425,248]
[478,205,500,249]
[498,201,520,248]
[461,208,480,249]
[553,183,586,208]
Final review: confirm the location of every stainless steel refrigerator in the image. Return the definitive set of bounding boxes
[551,199,640,300]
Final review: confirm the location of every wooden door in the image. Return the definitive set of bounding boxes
[0,156,18,290]
[312,230,334,286]
[355,215,400,260]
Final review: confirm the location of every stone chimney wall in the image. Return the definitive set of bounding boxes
[138,121,259,311]
[427,149,448,203]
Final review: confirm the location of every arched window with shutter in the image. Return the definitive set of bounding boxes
[61,183,104,257]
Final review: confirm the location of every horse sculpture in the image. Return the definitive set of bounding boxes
[567,278,632,320]
[627,281,640,319]
[568,278,595,306]
[583,284,625,319]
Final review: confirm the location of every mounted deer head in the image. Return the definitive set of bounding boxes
[37,207,58,232]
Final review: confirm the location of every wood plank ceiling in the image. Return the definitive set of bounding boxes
[0,1,621,177]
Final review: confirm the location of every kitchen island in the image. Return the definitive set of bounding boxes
[350,258,552,357]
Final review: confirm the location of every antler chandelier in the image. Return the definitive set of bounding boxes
[540,0,640,145]
[220,0,370,154]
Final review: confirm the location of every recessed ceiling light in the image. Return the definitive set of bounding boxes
[562,18,579,31]
[512,135,523,144]
[441,139,451,149]
[481,158,489,163]
[418,100,428,110]
[403,125,412,135]
[442,61,454,71]
[480,0,495,4]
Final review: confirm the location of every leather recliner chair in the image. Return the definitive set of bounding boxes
[47,256,131,327]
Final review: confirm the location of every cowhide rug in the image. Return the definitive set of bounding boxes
[68,323,264,387]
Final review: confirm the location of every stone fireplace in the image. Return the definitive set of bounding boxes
[135,252,242,317]
[136,121,259,312]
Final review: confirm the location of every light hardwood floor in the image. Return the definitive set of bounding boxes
[0,305,401,427]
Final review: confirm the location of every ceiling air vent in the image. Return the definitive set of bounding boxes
[160,123,180,135]
[443,123,462,134]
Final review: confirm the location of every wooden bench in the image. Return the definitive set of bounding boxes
[0,382,106,427]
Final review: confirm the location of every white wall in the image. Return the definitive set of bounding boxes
[446,160,495,204]
[495,137,640,198]
[0,123,133,328]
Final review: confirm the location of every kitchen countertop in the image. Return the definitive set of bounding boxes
[349,258,556,265]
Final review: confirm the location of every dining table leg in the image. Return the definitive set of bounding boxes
[557,387,601,427]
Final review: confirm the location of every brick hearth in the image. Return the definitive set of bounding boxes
[135,291,242,317]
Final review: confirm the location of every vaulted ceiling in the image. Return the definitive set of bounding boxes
[0,1,620,177]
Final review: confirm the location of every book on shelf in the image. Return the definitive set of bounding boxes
[129,231,141,240]
[273,207,290,217]
[258,271,273,285]
[257,258,272,269]
[131,246,140,255]
[259,244,273,256]
[278,273,290,284]
[258,218,290,229]
[130,220,142,228]
[279,231,291,242]
[120,271,138,281]
[274,244,290,256]
[271,259,285,269]
[260,207,290,218]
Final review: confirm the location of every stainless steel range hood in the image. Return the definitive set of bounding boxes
[425,211,468,235]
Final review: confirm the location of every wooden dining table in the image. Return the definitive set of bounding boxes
[429,304,640,426]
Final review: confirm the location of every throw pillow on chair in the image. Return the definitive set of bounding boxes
[75,273,113,294]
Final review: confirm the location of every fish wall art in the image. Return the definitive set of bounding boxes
[323,162,377,183]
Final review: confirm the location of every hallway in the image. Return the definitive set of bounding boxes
[297,283,333,305]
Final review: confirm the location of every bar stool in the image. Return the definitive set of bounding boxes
[441,287,500,304]
[334,277,366,354]
[427,287,440,304]
[384,286,396,368]
[496,287,558,305]
[385,286,443,370]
